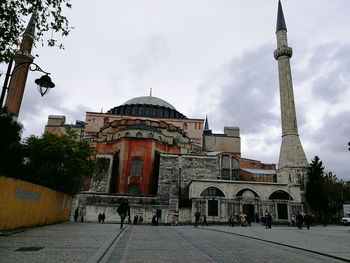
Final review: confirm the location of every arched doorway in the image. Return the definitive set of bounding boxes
[269,190,293,220]
[200,187,225,217]
[236,189,259,223]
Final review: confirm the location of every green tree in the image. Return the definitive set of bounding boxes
[23,131,93,195]
[305,156,328,217]
[324,172,344,221]
[0,0,72,63]
[0,108,23,176]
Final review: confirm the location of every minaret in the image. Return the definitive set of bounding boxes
[274,1,308,185]
[5,12,36,117]
[204,115,209,131]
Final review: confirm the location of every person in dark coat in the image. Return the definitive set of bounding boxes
[134,215,139,225]
[98,213,102,223]
[101,213,105,223]
[265,212,272,229]
[152,215,157,226]
[296,212,304,229]
[117,199,130,228]
[194,211,201,228]
[304,213,311,230]
[74,208,79,222]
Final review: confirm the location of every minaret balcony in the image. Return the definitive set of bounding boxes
[274,46,293,60]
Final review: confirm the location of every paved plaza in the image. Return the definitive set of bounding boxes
[0,222,349,262]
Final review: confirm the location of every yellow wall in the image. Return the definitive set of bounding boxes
[0,176,72,231]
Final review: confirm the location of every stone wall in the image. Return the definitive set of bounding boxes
[72,193,193,224]
[157,154,219,201]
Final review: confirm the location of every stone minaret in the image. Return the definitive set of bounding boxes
[274,1,308,186]
[5,12,36,117]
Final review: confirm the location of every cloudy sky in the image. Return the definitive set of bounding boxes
[1,0,350,180]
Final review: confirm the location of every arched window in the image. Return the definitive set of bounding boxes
[148,133,154,138]
[200,187,225,197]
[125,132,130,137]
[130,157,142,177]
[136,132,142,138]
[269,190,292,200]
[127,184,140,195]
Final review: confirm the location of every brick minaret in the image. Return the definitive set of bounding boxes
[5,12,36,117]
[274,1,308,186]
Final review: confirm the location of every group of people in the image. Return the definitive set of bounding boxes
[133,214,144,225]
[98,213,106,223]
[291,212,313,229]
[194,212,208,228]
[73,208,84,223]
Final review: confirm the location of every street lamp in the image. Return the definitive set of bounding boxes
[0,59,55,108]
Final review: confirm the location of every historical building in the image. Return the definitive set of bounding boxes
[46,1,307,224]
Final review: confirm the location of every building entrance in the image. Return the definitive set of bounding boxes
[242,204,255,223]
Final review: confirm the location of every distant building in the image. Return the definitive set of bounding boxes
[45,1,307,224]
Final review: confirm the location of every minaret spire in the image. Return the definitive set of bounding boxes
[204,115,209,131]
[274,1,308,186]
[276,0,287,33]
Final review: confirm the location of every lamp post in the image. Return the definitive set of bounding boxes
[0,59,55,114]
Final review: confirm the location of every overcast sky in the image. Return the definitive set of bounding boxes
[1,0,350,181]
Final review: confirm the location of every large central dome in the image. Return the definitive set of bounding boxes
[107,96,186,119]
[123,96,176,110]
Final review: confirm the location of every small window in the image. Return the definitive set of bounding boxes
[148,133,154,138]
[125,132,130,137]
[130,157,142,177]
[136,132,142,138]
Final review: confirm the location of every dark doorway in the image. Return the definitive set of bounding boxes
[150,152,160,195]
[109,154,119,193]
[243,204,255,223]
[277,203,288,220]
[208,200,218,216]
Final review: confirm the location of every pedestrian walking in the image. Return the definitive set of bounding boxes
[296,212,303,229]
[98,213,102,223]
[265,212,272,229]
[101,213,105,223]
[117,199,130,228]
[304,213,311,230]
[134,215,139,225]
[139,215,144,224]
[152,214,158,226]
[202,215,208,227]
[74,208,79,222]
[194,211,200,228]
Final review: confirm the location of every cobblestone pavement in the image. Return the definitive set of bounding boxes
[0,222,122,263]
[0,222,349,263]
[207,224,350,261]
[102,225,350,263]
